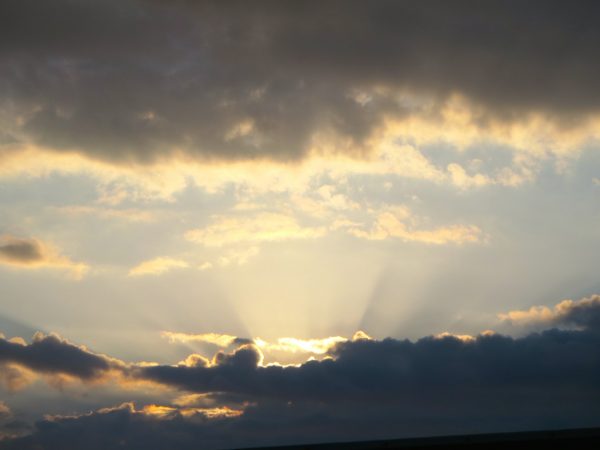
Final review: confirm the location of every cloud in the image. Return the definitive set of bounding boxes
[128,257,189,277]
[161,331,357,365]
[0,236,88,279]
[2,297,600,448]
[348,207,483,244]
[54,206,156,223]
[254,336,348,357]
[0,402,249,450]
[5,316,600,448]
[0,363,35,392]
[0,401,30,441]
[160,332,245,348]
[185,213,326,247]
[0,332,121,384]
[498,295,600,330]
[2,0,600,172]
[139,325,600,404]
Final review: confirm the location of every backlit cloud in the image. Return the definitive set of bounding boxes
[0,236,88,279]
[2,0,600,169]
[498,295,600,330]
[160,332,242,348]
[2,2,600,448]
[0,332,121,384]
[185,213,326,247]
[128,257,189,277]
[348,207,483,245]
[2,296,600,448]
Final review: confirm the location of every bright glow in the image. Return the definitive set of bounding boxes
[128,258,189,277]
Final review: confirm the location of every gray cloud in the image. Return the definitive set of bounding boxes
[499,295,600,331]
[1,0,600,164]
[0,236,88,277]
[1,299,600,448]
[0,238,42,264]
[553,296,600,330]
[0,333,117,380]
[139,328,600,402]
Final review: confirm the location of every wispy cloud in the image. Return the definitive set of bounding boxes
[128,257,189,277]
[185,213,326,247]
[347,207,483,245]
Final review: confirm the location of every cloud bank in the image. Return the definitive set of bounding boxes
[2,0,600,168]
[1,296,600,448]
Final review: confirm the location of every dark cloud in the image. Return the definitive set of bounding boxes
[12,401,352,450]
[139,328,600,402]
[554,295,600,330]
[0,333,117,380]
[0,238,42,264]
[2,375,600,450]
[1,0,600,164]
[1,301,600,448]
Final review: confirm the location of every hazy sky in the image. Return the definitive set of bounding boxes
[1,1,600,448]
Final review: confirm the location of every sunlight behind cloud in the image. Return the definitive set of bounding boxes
[128,257,189,277]
[0,235,89,279]
[185,213,327,247]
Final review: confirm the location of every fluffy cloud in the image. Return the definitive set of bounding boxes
[3,314,600,448]
[139,327,600,403]
[0,332,121,384]
[160,331,362,365]
[499,295,600,330]
[2,294,600,448]
[0,236,88,279]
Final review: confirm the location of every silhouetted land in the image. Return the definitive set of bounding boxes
[243,427,600,450]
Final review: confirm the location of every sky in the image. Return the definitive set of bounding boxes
[1,1,600,448]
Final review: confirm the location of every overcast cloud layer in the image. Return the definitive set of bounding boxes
[2,0,600,164]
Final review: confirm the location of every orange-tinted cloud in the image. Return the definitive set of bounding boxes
[128,257,189,277]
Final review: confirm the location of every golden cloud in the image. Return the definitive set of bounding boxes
[498,295,600,328]
[348,207,483,245]
[128,257,189,277]
[185,213,326,247]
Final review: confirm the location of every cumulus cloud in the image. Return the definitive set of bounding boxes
[2,0,600,171]
[0,332,121,385]
[139,327,600,404]
[498,295,600,330]
[0,236,88,279]
[0,402,248,450]
[160,331,361,365]
[4,315,600,449]
[2,297,600,447]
